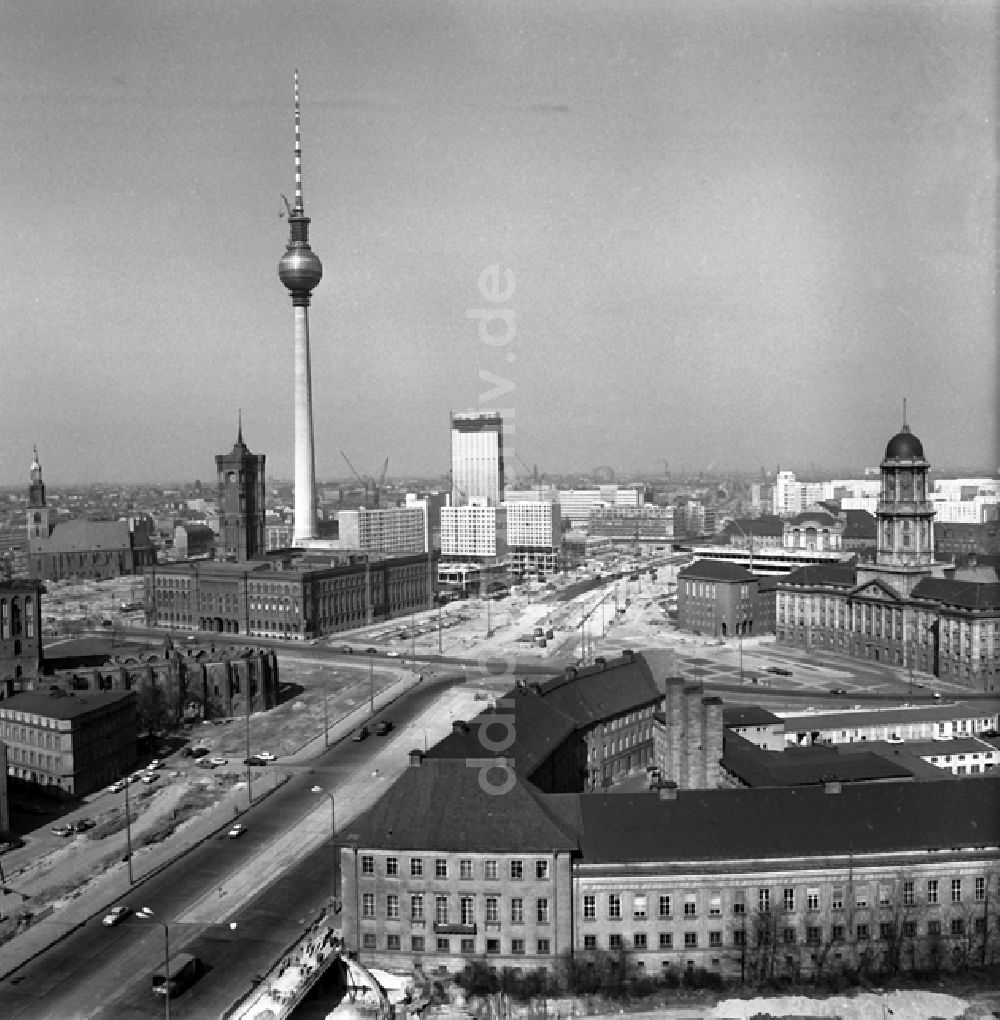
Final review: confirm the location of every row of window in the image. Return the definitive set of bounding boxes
[583,878,990,920]
[362,893,542,924]
[361,856,551,881]
[361,934,551,955]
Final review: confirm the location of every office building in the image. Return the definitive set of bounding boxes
[504,501,561,578]
[337,507,427,555]
[450,412,505,507]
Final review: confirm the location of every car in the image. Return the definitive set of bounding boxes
[209,757,228,767]
[228,823,246,839]
[830,688,847,696]
[365,647,377,654]
[887,735,904,744]
[244,755,267,766]
[102,905,131,927]
[141,773,159,784]
[374,720,393,736]
[352,725,370,742]
[932,692,942,699]
[147,759,164,770]
[74,817,96,832]
[766,666,793,676]
[107,781,126,794]
[51,824,75,837]
[190,747,210,759]
[196,758,217,769]
[337,645,354,654]
[386,650,400,658]
[255,751,277,761]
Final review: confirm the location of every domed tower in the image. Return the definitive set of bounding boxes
[873,412,935,594]
[278,71,323,545]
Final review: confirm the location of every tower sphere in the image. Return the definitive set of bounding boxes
[278,244,323,295]
[884,423,924,461]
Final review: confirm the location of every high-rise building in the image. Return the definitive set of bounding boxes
[450,412,504,507]
[215,421,266,562]
[277,72,323,546]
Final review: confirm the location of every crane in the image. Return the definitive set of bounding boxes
[340,451,386,508]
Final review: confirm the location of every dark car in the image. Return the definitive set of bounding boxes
[830,687,847,696]
[375,720,393,736]
[365,647,377,654]
[244,755,268,766]
[352,725,370,742]
[74,817,96,832]
[190,747,210,759]
[766,666,793,676]
[337,645,354,654]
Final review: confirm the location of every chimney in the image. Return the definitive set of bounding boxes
[409,750,423,766]
[657,780,678,801]
[594,656,607,670]
[452,719,469,734]
[622,648,635,661]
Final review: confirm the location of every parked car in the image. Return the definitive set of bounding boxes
[209,757,228,767]
[337,645,354,654]
[830,687,847,696]
[375,720,393,736]
[228,823,246,839]
[352,725,370,742]
[365,647,377,654]
[147,759,165,770]
[141,773,159,785]
[386,650,400,658]
[74,817,96,832]
[766,666,793,676]
[245,755,267,766]
[102,905,131,927]
[107,781,126,794]
[196,759,217,769]
[51,824,75,837]
[255,751,276,761]
[190,747,210,759]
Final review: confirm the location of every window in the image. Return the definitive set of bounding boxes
[634,933,647,949]
[461,897,475,926]
[855,888,868,909]
[386,857,399,876]
[536,860,549,880]
[361,855,375,875]
[609,933,623,950]
[659,932,673,949]
[537,938,551,955]
[486,897,499,924]
[806,889,820,911]
[733,930,746,947]
[976,877,986,902]
[951,879,962,903]
[510,939,525,955]
[927,920,941,937]
[460,859,473,880]
[608,894,622,920]
[831,925,845,943]
[782,928,796,944]
[485,860,498,881]
[879,884,892,907]
[460,938,475,954]
[806,926,822,945]
[412,936,425,952]
[510,860,523,880]
[411,858,423,878]
[683,894,697,917]
[709,893,721,917]
[634,894,647,919]
[684,932,697,948]
[435,896,448,924]
[411,895,424,921]
[435,859,448,879]
[709,931,722,947]
[362,933,376,949]
[659,894,672,918]
[758,888,770,913]
[880,922,895,941]
[831,887,844,910]
[583,895,596,920]
[732,890,746,916]
[387,894,400,919]
[903,880,914,906]
[584,935,597,950]
[537,898,549,924]
[927,880,939,905]
[436,938,450,953]
[902,921,917,939]
[362,893,375,918]
[951,918,965,936]
[783,888,795,912]
[387,934,401,951]
[511,898,524,924]
[486,938,501,955]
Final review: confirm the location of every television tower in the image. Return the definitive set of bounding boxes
[278,70,323,545]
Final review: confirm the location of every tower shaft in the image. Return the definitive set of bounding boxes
[293,305,318,543]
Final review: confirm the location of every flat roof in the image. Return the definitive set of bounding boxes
[0,689,135,720]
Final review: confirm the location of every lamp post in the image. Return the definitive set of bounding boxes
[245,693,253,807]
[137,907,169,1020]
[366,648,375,717]
[437,595,443,654]
[124,775,134,886]
[311,786,336,909]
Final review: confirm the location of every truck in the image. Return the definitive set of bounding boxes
[152,953,201,998]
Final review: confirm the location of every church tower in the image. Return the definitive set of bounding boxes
[26,447,51,549]
[215,419,266,562]
[278,71,323,546]
[871,413,936,596]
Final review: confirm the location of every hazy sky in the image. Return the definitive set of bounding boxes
[1,1,995,485]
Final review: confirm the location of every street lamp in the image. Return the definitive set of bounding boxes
[124,775,134,886]
[366,648,375,717]
[311,786,336,909]
[137,907,170,1020]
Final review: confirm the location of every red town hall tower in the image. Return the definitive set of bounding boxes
[215,420,266,563]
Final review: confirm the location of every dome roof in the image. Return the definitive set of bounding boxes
[884,424,924,461]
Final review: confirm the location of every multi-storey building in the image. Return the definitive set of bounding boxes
[145,550,434,639]
[451,412,505,507]
[0,579,44,690]
[777,422,1000,692]
[773,472,828,518]
[0,689,137,797]
[342,661,1000,979]
[503,501,560,578]
[337,507,427,555]
[588,506,674,551]
[676,561,760,638]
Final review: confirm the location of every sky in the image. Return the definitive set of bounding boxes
[0,0,996,486]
